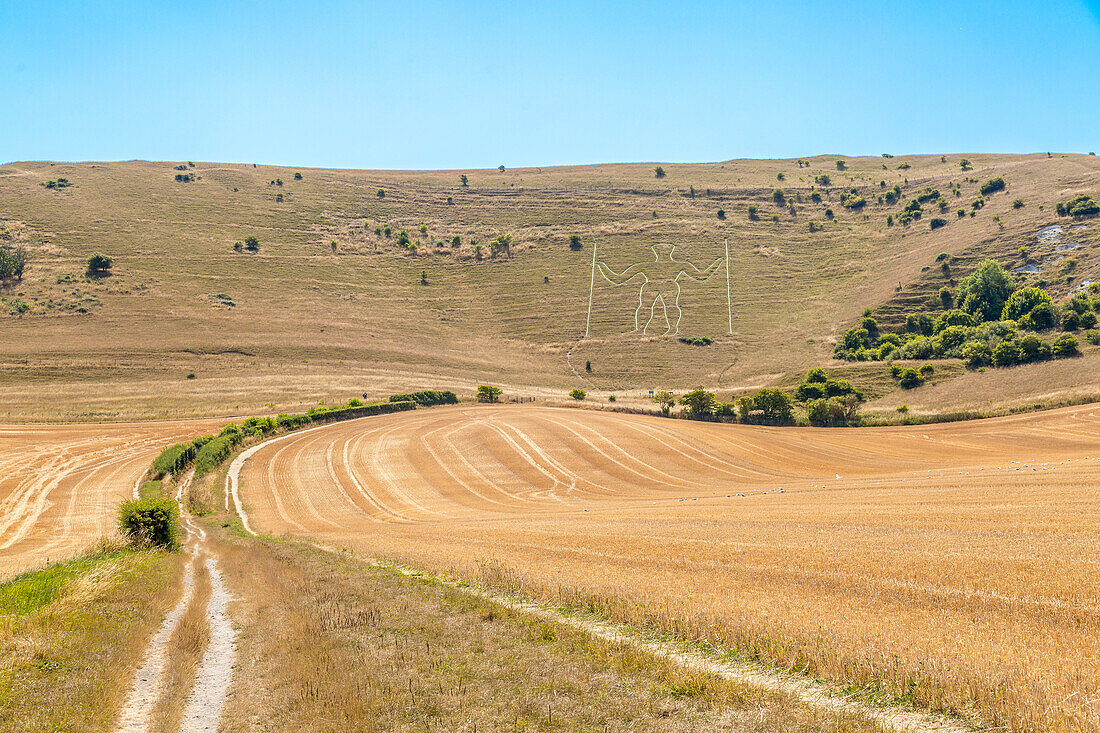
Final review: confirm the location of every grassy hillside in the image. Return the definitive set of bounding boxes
[0,154,1097,420]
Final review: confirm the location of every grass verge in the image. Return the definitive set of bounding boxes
[0,545,182,732]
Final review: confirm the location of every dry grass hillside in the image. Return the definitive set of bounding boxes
[0,154,1097,420]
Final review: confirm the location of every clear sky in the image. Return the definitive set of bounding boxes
[2,1,1098,169]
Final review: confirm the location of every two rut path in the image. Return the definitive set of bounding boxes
[116,473,237,733]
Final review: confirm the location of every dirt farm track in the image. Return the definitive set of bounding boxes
[236,404,1100,731]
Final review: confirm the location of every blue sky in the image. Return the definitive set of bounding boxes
[2,1,1098,169]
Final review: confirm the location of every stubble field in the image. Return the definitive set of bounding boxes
[0,418,222,579]
[236,403,1100,732]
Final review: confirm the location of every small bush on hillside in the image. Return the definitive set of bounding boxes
[810,191,822,203]
[1085,329,1100,345]
[716,208,726,220]
[244,236,260,252]
[654,166,666,178]
[1060,310,1080,331]
[930,218,947,230]
[678,336,712,346]
[897,368,924,389]
[991,339,1022,367]
[569,234,582,251]
[1013,199,1025,209]
[747,205,759,220]
[569,388,586,400]
[118,497,180,549]
[979,177,1006,196]
[1052,334,1080,357]
[814,174,831,186]
[1056,195,1099,217]
[772,188,786,204]
[840,190,865,209]
[835,160,846,171]
[962,340,992,369]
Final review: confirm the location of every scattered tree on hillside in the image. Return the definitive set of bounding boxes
[476,384,502,403]
[460,174,469,187]
[498,165,505,172]
[956,259,1015,322]
[86,252,113,277]
[959,158,972,171]
[0,247,28,282]
[654,166,666,178]
[244,236,260,252]
[376,188,385,198]
[569,234,583,251]
[294,172,302,180]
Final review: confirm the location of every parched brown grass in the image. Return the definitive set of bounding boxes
[0,418,225,580]
[0,546,183,732]
[213,530,881,732]
[236,403,1100,732]
[0,154,1097,421]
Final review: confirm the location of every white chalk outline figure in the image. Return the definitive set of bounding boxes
[585,242,730,337]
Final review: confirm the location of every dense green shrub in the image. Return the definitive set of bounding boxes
[1061,310,1080,331]
[1052,334,1080,357]
[679,388,717,417]
[840,190,865,209]
[1085,329,1100,345]
[823,379,854,397]
[956,259,1016,322]
[1056,195,1099,217]
[678,336,712,346]
[476,385,502,403]
[743,388,794,424]
[991,340,1022,367]
[86,253,113,276]
[569,234,582,251]
[1001,286,1052,323]
[794,382,825,402]
[814,174,831,186]
[906,312,934,336]
[897,368,924,389]
[569,388,586,400]
[933,310,977,333]
[152,442,197,478]
[930,218,947,230]
[979,177,1006,196]
[389,390,458,406]
[118,497,180,549]
[194,435,236,477]
[962,341,992,369]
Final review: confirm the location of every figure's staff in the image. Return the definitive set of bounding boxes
[585,240,597,338]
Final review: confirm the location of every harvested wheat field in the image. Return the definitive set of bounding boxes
[236,403,1100,733]
[0,419,220,580]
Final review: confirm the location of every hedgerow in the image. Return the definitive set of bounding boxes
[389,390,458,406]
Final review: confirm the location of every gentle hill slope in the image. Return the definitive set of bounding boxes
[0,154,1097,419]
